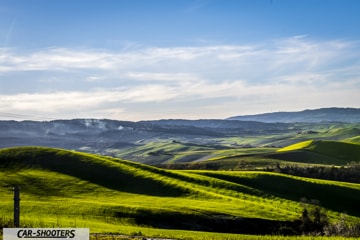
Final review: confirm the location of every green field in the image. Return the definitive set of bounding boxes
[0,146,360,239]
[272,140,360,165]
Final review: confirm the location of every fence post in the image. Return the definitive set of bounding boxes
[14,185,20,227]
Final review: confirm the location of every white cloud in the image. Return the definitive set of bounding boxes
[0,36,359,120]
[125,72,201,82]
[84,76,107,82]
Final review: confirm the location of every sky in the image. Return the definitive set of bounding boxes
[0,0,360,121]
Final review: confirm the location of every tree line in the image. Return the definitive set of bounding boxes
[270,162,360,184]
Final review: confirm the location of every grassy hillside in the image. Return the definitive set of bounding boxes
[190,171,360,217]
[245,125,360,149]
[0,147,360,239]
[277,140,314,152]
[109,140,276,165]
[344,135,360,144]
[108,140,227,164]
[272,140,360,165]
[166,138,360,171]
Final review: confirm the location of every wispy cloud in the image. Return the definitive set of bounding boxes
[0,48,115,72]
[0,36,359,120]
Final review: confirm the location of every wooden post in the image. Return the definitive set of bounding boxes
[13,185,20,227]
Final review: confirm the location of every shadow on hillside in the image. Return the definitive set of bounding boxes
[114,209,291,235]
[199,172,360,218]
[0,147,186,197]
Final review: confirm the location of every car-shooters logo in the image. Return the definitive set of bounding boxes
[3,228,89,240]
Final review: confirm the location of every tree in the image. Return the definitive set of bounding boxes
[299,198,329,235]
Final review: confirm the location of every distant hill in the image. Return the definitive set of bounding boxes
[0,118,291,153]
[227,107,360,123]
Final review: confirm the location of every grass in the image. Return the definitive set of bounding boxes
[110,140,277,164]
[344,135,360,144]
[189,171,360,219]
[0,146,360,239]
[109,140,227,164]
[271,140,360,165]
[98,123,360,169]
[277,140,314,152]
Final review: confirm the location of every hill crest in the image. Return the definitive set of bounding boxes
[227,107,360,123]
[275,140,360,164]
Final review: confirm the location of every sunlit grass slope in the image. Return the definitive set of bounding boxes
[344,135,360,144]
[1,147,360,239]
[274,140,360,165]
[277,140,314,152]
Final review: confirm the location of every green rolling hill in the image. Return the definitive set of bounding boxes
[273,140,360,165]
[344,135,360,144]
[0,147,360,239]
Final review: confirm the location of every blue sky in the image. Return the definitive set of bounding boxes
[0,0,360,120]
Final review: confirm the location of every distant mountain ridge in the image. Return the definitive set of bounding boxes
[0,118,290,150]
[227,107,360,123]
